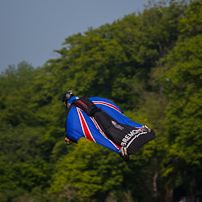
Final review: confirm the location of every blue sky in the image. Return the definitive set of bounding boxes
[0,0,150,72]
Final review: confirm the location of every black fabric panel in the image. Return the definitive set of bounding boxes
[107,124,135,145]
[93,111,114,133]
[126,130,156,154]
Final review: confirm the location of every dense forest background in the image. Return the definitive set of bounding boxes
[0,0,202,201]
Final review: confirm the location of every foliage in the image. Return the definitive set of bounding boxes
[1,0,202,201]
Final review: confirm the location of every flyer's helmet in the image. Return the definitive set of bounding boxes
[62,91,74,103]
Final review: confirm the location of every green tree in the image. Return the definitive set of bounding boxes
[48,139,125,201]
[0,62,38,126]
[158,34,202,197]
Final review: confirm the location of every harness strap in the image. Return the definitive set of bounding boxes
[72,97,101,116]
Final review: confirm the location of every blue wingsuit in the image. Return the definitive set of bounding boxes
[65,97,155,155]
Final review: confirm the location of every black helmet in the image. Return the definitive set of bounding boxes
[62,91,74,103]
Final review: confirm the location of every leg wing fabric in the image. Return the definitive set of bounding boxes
[93,110,156,155]
[88,97,156,155]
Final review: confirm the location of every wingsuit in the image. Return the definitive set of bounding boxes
[63,91,156,161]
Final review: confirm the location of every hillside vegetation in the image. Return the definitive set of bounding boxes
[0,0,202,201]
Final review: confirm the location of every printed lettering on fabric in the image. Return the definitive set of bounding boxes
[111,120,124,130]
[121,129,147,147]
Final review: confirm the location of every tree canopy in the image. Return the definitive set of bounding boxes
[0,0,202,201]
